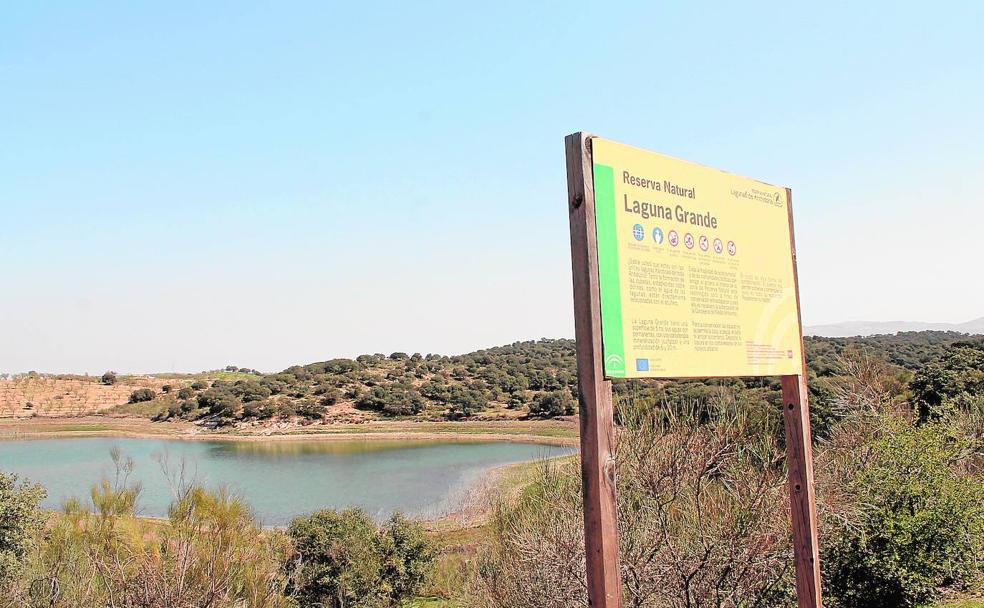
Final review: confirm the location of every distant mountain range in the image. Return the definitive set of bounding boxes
[805,317,984,338]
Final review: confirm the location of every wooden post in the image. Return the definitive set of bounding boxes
[566,132,623,608]
[782,187,823,608]
[781,375,822,607]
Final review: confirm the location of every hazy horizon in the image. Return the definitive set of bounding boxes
[3,2,982,374]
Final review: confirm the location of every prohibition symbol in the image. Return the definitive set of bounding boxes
[668,230,679,247]
[728,240,737,256]
[713,238,723,254]
[698,235,709,251]
[684,233,694,249]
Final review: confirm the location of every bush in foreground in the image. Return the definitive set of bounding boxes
[819,412,984,607]
[473,397,794,607]
[10,463,291,608]
[287,508,434,608]
[2,454,438,608]
[0,472,46,593]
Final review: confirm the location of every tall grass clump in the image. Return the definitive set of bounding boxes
[8,450,291,608]
[473,394,795,608]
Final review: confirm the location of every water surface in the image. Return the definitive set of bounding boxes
[0,437,572,525]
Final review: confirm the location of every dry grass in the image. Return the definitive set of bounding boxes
[0,376,173,419]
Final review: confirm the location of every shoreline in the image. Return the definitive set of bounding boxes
[423,453,572,531]
[0,415,578,447]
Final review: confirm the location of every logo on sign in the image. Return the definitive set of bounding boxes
[713,238,723,254]
[684,233,694,249]
[699,235,709,251]
[635,358,649,372]
[632,224,645,241]
[668,230,679,247]
[652,227,664,244]
[605,353,624,369]
[728,240,737,256]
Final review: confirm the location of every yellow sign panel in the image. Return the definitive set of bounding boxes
[591,137,803,378]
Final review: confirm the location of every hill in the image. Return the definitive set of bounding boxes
[0,375,173,419]
[805,317,984,337]
[4,332,981,429]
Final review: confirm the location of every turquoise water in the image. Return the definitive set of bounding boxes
[0,437,572,525]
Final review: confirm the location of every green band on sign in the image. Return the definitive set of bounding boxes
[593,163,625,377]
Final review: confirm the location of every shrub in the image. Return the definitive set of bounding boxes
[197,388,241,420]
[128,388,157,403]
[819,415,984,607]
[472,398,794,607]
[528,389,575,417]
[443,386,490,419]
[177,386,195,400]
[17,464,291,608]
[261,378,289,395]
[380,513,435,600]
[190,379,209,391]
[319,389,341,407]
[296,400,324,421]
[231,379,272,403]
[0,472,46,591]
[100,371,117,385]
[165,402,182,419]
[355,384,425,417]
[242,399,276,420]
[287,509,434,608]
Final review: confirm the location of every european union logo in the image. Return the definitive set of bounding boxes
[635,358,649,372]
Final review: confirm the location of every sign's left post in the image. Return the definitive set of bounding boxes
[565,132,623,608]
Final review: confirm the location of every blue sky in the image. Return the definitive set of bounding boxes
[2,1,982,373]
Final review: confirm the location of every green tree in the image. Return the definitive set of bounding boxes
[528,390,576,417]
[355,384,425,416]
[444,386,489,419]
[100,371,117,385]
[197,387,241,420]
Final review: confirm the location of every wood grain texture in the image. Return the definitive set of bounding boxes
[782,187,823,608]
[566,132,623,608]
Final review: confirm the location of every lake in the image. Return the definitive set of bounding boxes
[0,437,573,525]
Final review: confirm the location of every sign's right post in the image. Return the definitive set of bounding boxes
[781,374,822,607]
[781,188,823,608]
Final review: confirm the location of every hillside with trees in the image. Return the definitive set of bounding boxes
[81,331,981,433]
[3,331,980,431]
